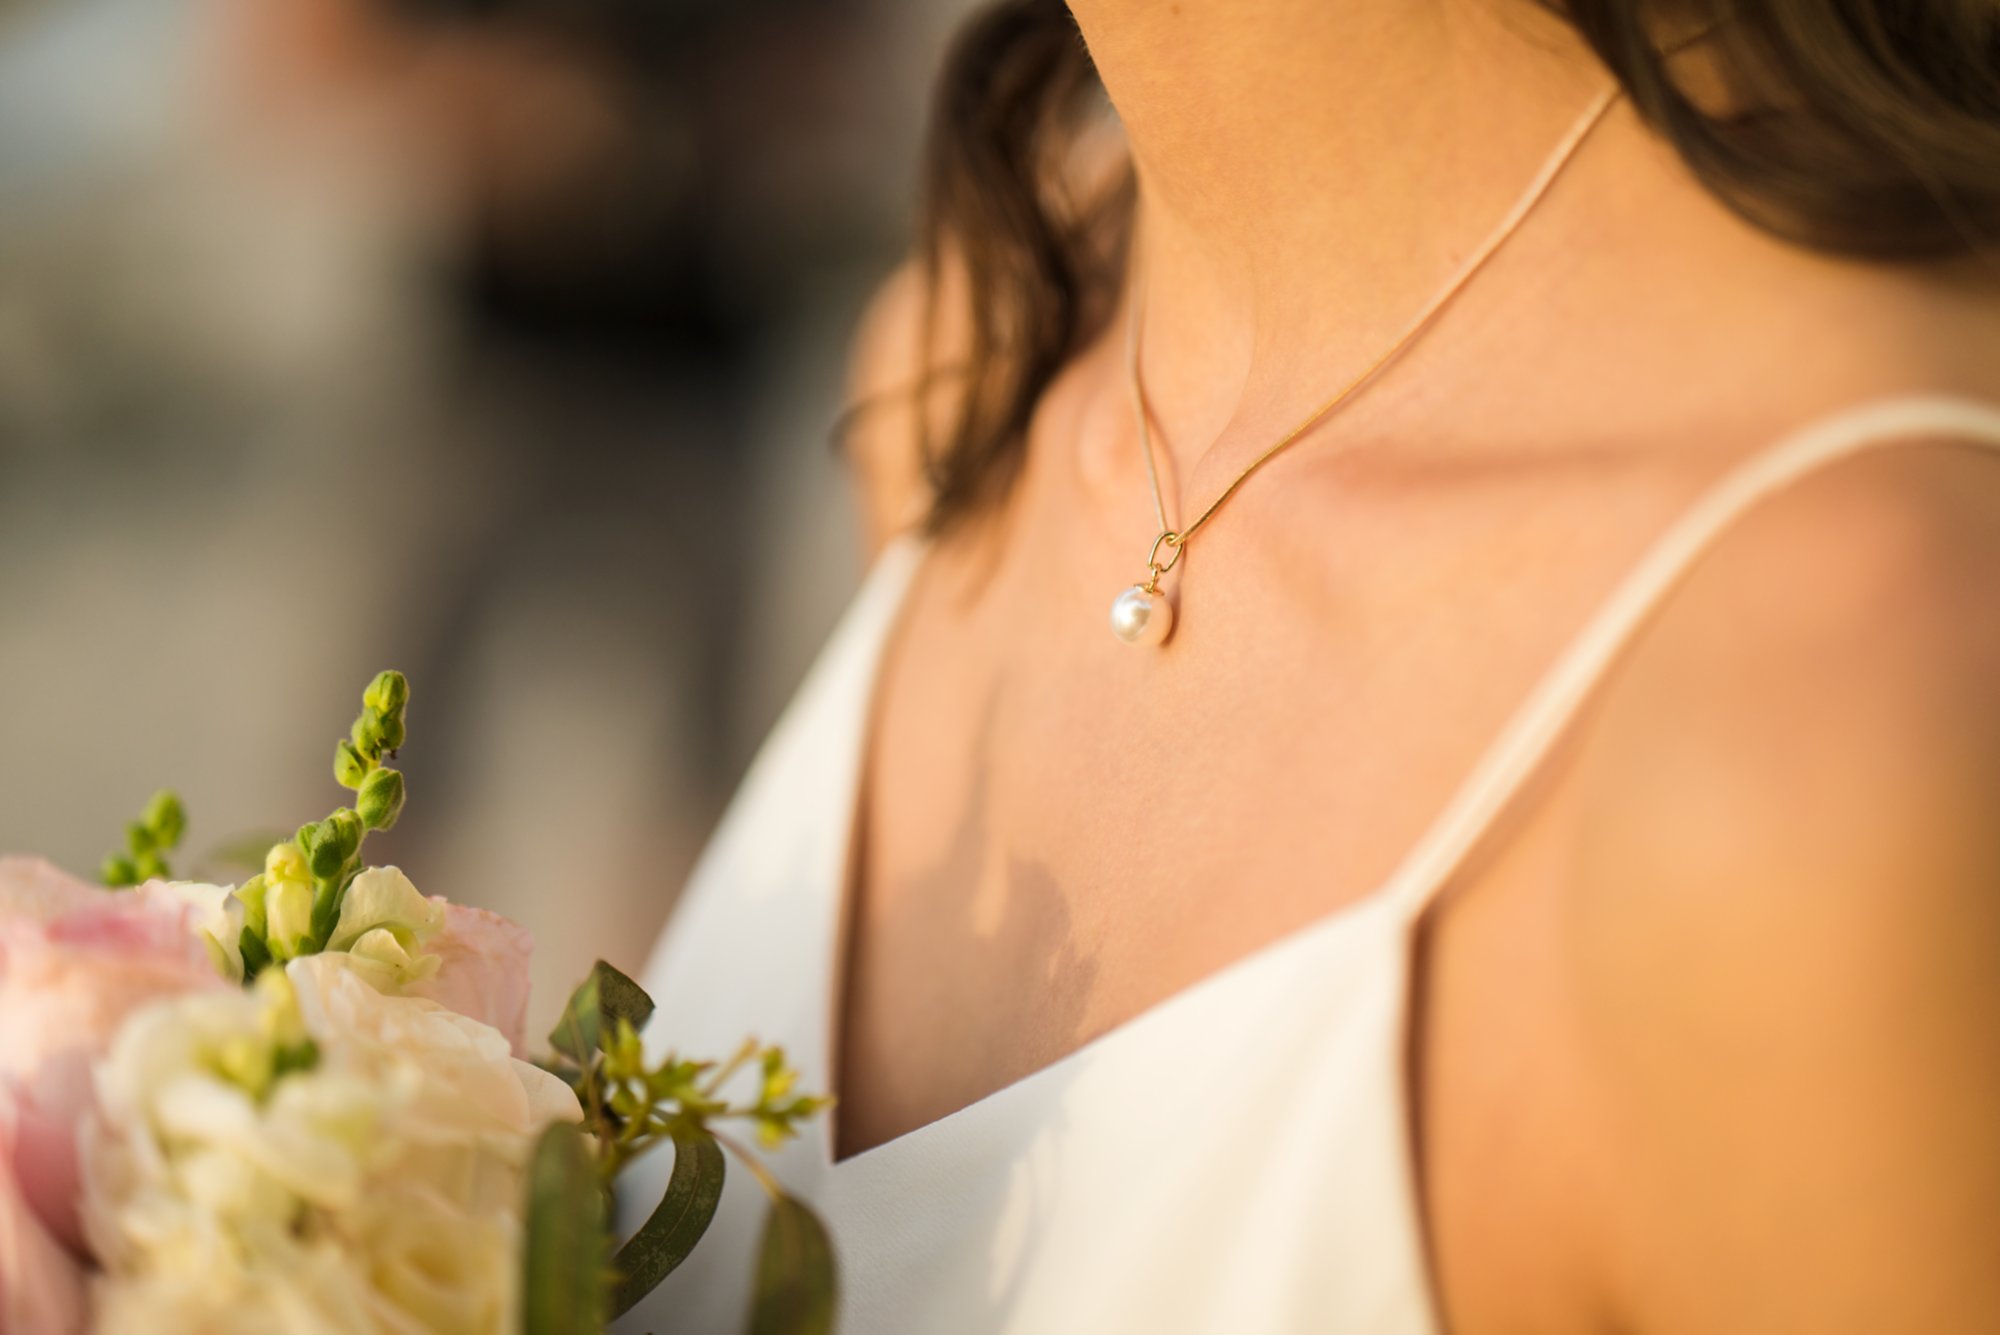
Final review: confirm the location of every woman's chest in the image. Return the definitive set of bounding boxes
[832,476,1659,1161]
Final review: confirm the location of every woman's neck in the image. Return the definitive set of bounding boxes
[1068,0,1614,469]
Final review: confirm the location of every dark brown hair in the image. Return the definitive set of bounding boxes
[907,0,2000,533]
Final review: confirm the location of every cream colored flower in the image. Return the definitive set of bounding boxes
[326,867,443,957]
[84,954,581,1334]
[278,865,536,1056]
[286,955,577,1151]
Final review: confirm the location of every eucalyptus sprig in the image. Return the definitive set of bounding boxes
[526,961,838,1334]
[100,789,187,887]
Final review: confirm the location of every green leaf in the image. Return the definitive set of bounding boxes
[748,1192,837,1335]
[550,961,656,1063]
[609,1129,726,1318]
[522,1123,608,1335]
[550,973,602,1067]
[592,960,656,1033]
[533,1054,587,1088]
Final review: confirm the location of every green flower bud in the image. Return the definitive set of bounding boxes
[125,821,156,857]
[363,670,409,718]
[133,850,168,882]
[334,740,370,789]
[300,811,363,881]
[265,841,309,887]
[352,709,386,761]
[356,767,406,832]
[302,827,340,880]
[236,874,269,937]
[266,878,315,961]
[758,1046,798,1107]
[142,790,187,848]
[101,854,139,887]
[376,709,406,753]
[604,1017,646,1081]
[327,807,364,854]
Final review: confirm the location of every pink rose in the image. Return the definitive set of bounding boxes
[0,858,224,1256]
[0,1105,85,1335]
[406,900,535,1056]
[0,859,101,924]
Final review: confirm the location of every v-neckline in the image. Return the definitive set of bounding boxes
[813,535,1413,1170]
[807,394,2000,1170]
[818,533,925,1168]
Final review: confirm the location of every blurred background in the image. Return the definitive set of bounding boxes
[0,0,976,1034]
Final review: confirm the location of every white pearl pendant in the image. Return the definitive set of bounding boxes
[1109,584,1174,647]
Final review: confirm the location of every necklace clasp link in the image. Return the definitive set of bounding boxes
[1140,530,1184,594]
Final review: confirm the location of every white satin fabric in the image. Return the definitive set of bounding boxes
[620,397,2000,1334]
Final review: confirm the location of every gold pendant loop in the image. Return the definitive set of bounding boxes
[1141,530,1184,593]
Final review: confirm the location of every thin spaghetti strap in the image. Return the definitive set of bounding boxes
[1380,393,2000,921]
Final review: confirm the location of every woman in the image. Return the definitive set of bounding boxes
[626,1,2000,1330]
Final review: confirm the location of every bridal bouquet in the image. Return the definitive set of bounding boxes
[0,673,835,1334]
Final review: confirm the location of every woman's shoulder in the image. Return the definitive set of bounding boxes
[1581,420,2000,811]
[1554,424,2000,1329]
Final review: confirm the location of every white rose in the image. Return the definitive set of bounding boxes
[84,981,385,1274]
[91,1238,381,1335]
[285,955,578,1152]
[339,1179,518,1332]
[84,957,581,1334]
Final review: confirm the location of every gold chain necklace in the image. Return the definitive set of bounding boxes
[1109,82,1622,648]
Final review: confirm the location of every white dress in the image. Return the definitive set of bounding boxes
[620,396,2000,1334]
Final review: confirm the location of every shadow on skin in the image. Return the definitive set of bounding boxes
[835,683,1102,1160]
[831,686,1104,1325]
